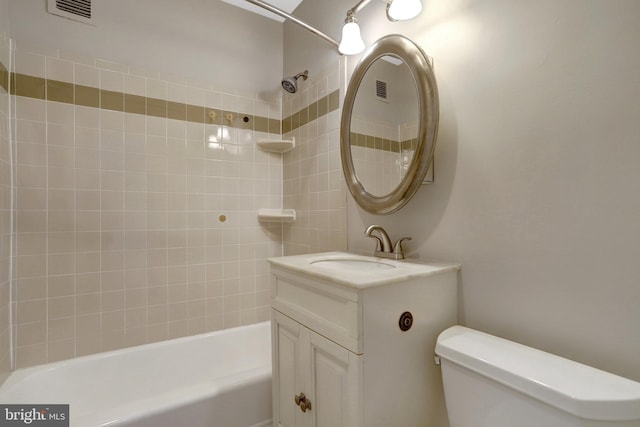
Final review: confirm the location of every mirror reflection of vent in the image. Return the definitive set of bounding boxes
[376,80,388,101]
[47,0,95,25]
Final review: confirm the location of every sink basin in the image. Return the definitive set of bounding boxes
[310,258,395,271]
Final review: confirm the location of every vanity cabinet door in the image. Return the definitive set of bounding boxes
[272,310,306,427]
[307,329,362,427]
[272,309,362,427]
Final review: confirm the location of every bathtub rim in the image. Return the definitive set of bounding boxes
[0,321,271,395]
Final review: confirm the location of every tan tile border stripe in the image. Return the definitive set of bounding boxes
[47,80,74,104]
[75,84,99,108]
[283,89,340,134]
[8,72,282,134]
[402,138,419,152]
[350,132,418,153]
[4,67,337,135]
[350,132,400,153]
[0,60,8,94]
[11,74,45,100]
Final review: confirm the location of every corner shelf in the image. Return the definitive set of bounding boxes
[257,137,295,153]
[256,138,295,223]
[257,208,296,223]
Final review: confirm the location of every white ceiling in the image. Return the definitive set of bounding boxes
[219,0,304,22]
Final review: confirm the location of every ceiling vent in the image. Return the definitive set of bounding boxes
[47,0,94,25]
[376,80,388,102]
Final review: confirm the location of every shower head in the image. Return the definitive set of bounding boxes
[282,70,308,94]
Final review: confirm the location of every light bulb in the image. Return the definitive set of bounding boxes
[387,0,422,21]
[338,20,365,55]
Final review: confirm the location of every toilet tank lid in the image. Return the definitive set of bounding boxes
[435,326,640,422]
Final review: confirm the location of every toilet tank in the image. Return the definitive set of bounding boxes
[435,326,640,427]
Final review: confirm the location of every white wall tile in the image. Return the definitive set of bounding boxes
[46,57,74,83]
[15,50,46,78]
[100,70,124,92]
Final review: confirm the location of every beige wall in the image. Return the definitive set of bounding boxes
[10,46,283,368]
[0,0,11,385]
[288,0,640,382]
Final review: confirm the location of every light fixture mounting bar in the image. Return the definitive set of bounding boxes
[347,0,375,16]
[243,0,339,48]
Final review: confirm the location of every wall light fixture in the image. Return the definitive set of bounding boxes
[243,0,423,57]
[339,0,424,55]
[386,0,423,21]
[338,12,366,55]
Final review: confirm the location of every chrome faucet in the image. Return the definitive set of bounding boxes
[364,225,412,260]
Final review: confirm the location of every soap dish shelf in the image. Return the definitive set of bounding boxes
[257,138,295,153]
[257,209,296,223]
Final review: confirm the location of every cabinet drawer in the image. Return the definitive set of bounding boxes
[270,266,362,354]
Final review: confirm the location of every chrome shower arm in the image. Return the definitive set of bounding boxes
[243,0,339,48]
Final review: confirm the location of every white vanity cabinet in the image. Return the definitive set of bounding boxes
[272,310,361,427]
[268,252,460,427]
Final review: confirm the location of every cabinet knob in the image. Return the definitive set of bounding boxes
[294,392,312,412]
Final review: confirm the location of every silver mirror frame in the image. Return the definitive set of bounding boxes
[340,34,439,215]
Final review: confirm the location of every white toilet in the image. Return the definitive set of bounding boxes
[435,326,640,427]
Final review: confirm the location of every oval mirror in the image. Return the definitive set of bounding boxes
[340,34,439,215]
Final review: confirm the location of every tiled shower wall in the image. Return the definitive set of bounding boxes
[10,44,285,368]
[281,61,347,254]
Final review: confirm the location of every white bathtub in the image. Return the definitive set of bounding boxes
[0,322,272,427]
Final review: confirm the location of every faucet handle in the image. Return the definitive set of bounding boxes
[393,237,412,256]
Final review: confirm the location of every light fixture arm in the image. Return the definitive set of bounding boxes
[243,0,339,48]
[346,0,375,17]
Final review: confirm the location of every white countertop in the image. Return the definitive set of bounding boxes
[267,251,460,289]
